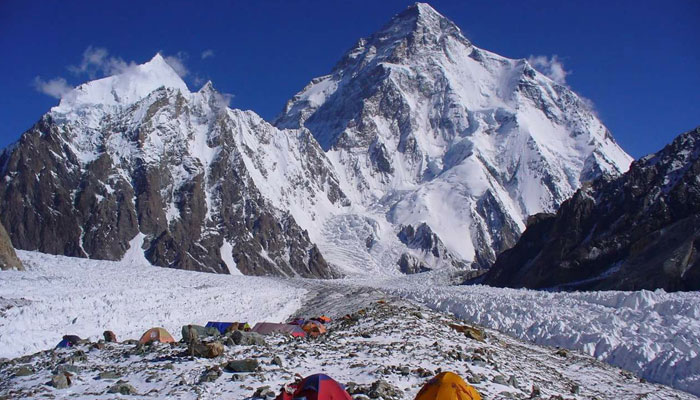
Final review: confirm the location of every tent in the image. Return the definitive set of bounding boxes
[302,321,327,337]
[288,318,306,326]
[275,373,352,400]
[56,335,81,348]
[312,315,331,324]
[414,371,481,400]
[206,321,251,334]
[252,322,306,337]
[138,327,175,344]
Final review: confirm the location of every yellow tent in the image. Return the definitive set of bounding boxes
[139,327,175,344]
[415,372,481,400]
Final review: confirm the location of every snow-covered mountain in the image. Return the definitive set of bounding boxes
[1,3,633,277]
[480,126,700,291]
[276,3,632,271]
[0,54,347,277]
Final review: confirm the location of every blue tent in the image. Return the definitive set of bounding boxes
[56,338,73,348]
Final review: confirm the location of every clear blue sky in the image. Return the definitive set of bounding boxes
[1,0,698,158]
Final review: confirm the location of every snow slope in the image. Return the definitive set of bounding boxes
[0,251,305,359]
[366,274,700,395]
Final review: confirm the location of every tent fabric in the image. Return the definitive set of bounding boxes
[252,322,306,337]
[56,338,72,348]
[302,321,327,337]
[313,315,331,323]
[275,373,352,400]
[139,327,176,344]
[206,321,250,334]
[414,371,481,400]
[205,322,234,334]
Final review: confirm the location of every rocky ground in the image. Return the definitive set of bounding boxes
[0,289,694,400]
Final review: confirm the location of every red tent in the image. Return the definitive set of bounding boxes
[276,374,352,400]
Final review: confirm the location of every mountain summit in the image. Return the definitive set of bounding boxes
[275,3,632,271]
[1,3,632,277]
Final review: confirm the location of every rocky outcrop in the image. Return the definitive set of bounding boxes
[480,127,700,291]
[396,223,466,271]
[0,220,23,271]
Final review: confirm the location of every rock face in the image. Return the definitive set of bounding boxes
[0,221,23,271]
[480,127,700,291]
[275,3,632,271]
[0,55,343,278]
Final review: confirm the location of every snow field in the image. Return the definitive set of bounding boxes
[0,251,306,359]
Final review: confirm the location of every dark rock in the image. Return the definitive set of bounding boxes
[493,375,507,385]
[199,366,222,383]
[225,358,259,373]
[481,127,700,291]
[0,221,23,271]
[103,331,117,343]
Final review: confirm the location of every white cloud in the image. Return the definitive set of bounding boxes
[527,55,569,85]
[163,52,189,78]
[201,49,215,60]
[68,46,136,78]
[213,92,234,108]
[32,77,72,99]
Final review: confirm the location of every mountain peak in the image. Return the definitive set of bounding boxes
[52,53,189,114]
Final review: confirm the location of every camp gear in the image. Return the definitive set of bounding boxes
[138,327,175,344]
[302,320,327,337]
[414,371,481,400]
[252,322,306,337]
[206,321,251,334]
[275,373,352,400]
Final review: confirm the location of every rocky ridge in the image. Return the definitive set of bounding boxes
[0,298,693,399]
[0,55,345,277]
[480,126,700,291]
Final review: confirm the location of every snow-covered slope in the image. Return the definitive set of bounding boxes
[0,250,306,359]
[276,3,632,272]
[0,55,347,277]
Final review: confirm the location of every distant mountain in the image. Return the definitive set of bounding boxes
[479,126,700,291]
[0,3,634,277]
[0,55,345,278]
[275,2,632,271]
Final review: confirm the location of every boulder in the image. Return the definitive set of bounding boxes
[0,221,23,271]
[225,358,259,373]
[199,366,222,383]
[182,324,218,340]
[232,330,266,346]
[107,381,137,395]
[50,373,71,389]
[103,330,117,343]
[189,341,224,358]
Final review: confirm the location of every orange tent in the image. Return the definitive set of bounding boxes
[302,321,327,337]
[139,327,176,344]
[414,372,481,400]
